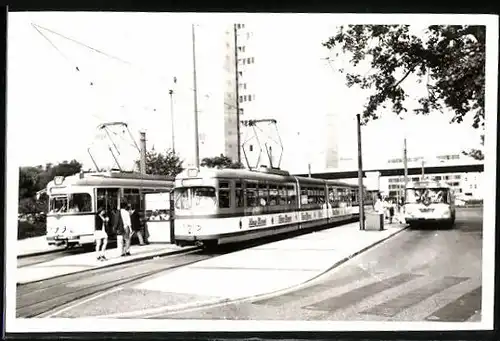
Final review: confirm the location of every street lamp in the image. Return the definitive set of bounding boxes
[356,113,365,230]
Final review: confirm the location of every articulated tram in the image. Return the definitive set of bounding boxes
[45,170,173,248]
[173,166,373,248]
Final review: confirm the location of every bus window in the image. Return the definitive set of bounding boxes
[69,193,92,212]
[218,181,231,208]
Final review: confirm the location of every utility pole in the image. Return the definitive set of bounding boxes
[192,24,200,169]
[421,160,425,178]
[356,114,365,230]
[234,24,241,165]
[139,131,147,174]
[169,89,175,154]
[403,137,408,202]
[308,163,312,177]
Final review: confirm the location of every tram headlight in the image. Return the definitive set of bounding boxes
[196,224,202,231]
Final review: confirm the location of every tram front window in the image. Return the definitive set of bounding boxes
[406,188,449,204]
[68,193,92,212]
[174,187,217,210]
[49,196,68,213]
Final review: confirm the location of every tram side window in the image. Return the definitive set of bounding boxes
[318,189,325,204]
[97,188,120,212]
[258,184,269,206]
[69,193,92,212]
[218,181,231,208]
[300,188,308,205]
[235,182,244,208]
[245,183,258,207]
[269,185,278,206]
[287,185,296,205]
[351,189,357,203]
[123,188,141,209]
[279,186,287,205]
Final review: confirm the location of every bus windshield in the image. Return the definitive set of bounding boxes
[174,187,217,210]
[406,188,449,204]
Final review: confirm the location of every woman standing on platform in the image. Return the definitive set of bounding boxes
[94,207,109,261]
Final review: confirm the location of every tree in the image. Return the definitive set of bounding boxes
[18,160,83,200]
[323,25,485,159]
[37,160,83,190]
[201,154,244,169]
[136,149,184,177]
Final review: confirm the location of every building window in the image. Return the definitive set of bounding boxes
[238,71,243,77]
[244,83,247,90]
[249,145,253,152]
[243,95,247,101]
[239,96,243,103]
[228,130,232,135]
[248,95,252,101]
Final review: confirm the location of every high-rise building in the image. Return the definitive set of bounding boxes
[192,24,240,164]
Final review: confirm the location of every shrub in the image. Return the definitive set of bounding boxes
[18,220,46,240]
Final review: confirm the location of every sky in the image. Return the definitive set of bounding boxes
[8,12,486,172]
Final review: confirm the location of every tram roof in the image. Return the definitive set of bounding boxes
[176,167,361,188]
[46,170,174,189]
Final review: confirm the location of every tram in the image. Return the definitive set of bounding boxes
[173,166,373,248]
[403,179,456,228]
[45,170,173,248]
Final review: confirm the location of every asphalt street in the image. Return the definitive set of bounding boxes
[157,207,483,322]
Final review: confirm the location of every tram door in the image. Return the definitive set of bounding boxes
[96,188,120,238]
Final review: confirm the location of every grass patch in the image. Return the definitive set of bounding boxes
[18,221,46,240]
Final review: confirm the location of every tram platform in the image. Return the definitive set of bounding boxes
[16,243,196,285]
[17,236,67,258]
[94,219,408,319]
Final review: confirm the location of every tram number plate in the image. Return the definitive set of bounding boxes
[420,208,434,212]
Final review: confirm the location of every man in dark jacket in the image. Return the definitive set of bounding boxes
[111,206,126,256]
[130,205,145,245]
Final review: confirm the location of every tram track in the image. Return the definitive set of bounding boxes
[17,248,207,318]
[17,218,357,318]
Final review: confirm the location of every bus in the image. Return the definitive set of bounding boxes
[45,170,173,248]
[403,179,456,228]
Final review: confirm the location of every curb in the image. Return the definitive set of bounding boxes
[18,248,67,259]
[17,246,199,286]
[103,224,410,319]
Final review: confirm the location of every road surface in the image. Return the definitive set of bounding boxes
[157,207,483,322]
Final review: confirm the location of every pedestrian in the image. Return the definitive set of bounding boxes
[111,205,125,256]
[120,202,132,256]
[94,206,109,261]
[130,205,145,246]
[374,194,384,215]
[388,199,395,224]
